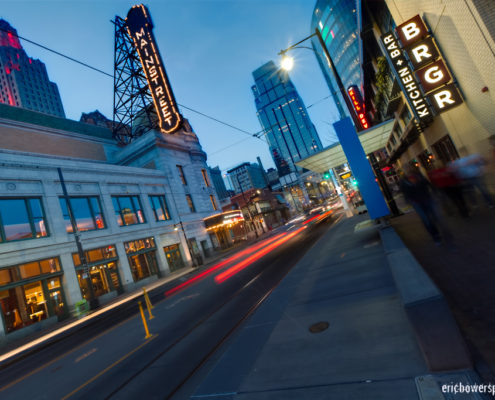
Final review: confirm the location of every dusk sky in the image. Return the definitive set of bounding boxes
[1,0,340,173]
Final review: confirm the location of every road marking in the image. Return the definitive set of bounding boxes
[0,315,135,392]
[61,334,158,400]
[165,293,200,309]
[75,348,97,363]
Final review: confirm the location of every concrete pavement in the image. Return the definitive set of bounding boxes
[191,214,487,399]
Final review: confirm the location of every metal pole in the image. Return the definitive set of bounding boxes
[313,28,363,131]
[368,153,401,216]
[235,175,258,239]
[57,168,99,310]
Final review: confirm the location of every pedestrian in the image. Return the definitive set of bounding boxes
[450,153,494,208]
[428,165,469,218]
[399,165,443,244]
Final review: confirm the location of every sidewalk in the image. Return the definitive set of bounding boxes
[390,205,495,381]
[191,214,484,399]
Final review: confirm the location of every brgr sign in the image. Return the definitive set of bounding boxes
[381,14,463,121]
[126,4,182,134]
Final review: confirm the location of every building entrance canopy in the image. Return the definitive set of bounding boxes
[295,120,394,173]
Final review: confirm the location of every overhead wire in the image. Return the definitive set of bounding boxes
[3,27,334,155]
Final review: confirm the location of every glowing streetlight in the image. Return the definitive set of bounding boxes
[280,56,294,71]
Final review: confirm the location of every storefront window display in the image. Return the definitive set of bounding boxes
[163,244,185,272]
[72,245,122,300]
[0,257,66,334]
[124,237,159,281]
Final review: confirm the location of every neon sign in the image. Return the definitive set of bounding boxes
[126,4,182,134]
[347,85,369,129]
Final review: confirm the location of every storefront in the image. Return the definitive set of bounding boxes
[72,245,122,300]
[124,237,160,281]
[163,243,185,272]
[203,210,245,250]
[0,257,67,334]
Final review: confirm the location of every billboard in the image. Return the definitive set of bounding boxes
[126,4,182,134]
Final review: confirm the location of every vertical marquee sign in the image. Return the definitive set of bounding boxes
[381,14,463,124]
[126,4,182,134]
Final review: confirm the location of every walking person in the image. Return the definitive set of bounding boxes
[399,166,443,244]
[450,153,494,209]
[428,165,470,218]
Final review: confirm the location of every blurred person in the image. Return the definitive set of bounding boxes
[450,153,494,208]
[428,165,469,218]
[399,166,443,244]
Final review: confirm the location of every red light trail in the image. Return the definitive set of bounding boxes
[214,226,307,284]
[164,232,287,297]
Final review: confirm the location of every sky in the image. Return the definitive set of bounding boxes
[0,0,341,173]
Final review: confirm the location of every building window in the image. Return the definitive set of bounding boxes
[185,194,196,213]
[59,196,105,233]
[0,257,66,334]
[177,165,187,185]
[112,196,146,226]
[72,245,121,299]
[201,169,210,187]
[0,198,48,243]
[124,237,159,282]
[149,195,171,221]
[210,195,218,211]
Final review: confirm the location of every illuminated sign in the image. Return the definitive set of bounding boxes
[381,33,432,123]
[126,4,182,134]
[339,172,352,180]
[415,59,451,93]
[396,15,463,114]
[347,85,369,129]
[395,15,428,47]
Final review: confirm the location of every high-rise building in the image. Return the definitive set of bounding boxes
[208,166,229,201]
[251,61,323,177]
[311,0,361,121]
[227,162,268,194]
[0,19,65,118]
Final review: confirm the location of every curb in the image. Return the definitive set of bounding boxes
[379,226,472,372]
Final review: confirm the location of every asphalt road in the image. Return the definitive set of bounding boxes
[0,213,335,400]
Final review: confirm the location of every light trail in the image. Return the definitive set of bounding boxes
[214,226,307,284]
[164,232,287,297]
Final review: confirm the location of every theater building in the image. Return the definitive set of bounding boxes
[0,104,220,339]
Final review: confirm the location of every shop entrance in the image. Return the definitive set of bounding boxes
[163,244,185,272]
[77,261,122,300]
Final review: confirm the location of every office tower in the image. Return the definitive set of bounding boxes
[310,0,361,120]
[251,61,323,178]
[227,162,268,194]
[0,19,65,117]
[208,166,229,201]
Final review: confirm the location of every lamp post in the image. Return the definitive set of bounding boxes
[279,28,362,131]
[279,28,400,218]
[57,168,99,310]
[234,174,258,239]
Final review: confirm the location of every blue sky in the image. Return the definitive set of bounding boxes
[0,0,340,172]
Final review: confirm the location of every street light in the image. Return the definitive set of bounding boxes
[280,55,294,71]
[279,28,400,217]
[279,28,362,130]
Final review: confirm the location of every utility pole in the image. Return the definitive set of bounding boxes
[57,168,99,310]
[235,175,258,239]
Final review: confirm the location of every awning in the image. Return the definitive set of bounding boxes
[296,119,395,173]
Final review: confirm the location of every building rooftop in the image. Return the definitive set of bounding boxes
[0,103,114,140]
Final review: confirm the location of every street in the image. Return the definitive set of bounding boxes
[0,213,336,400]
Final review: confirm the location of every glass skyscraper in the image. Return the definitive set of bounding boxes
[251,61,323,178]
[310,0,361,120]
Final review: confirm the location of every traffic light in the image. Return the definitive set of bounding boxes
[352,179,358,186]
[323,171,331,180]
